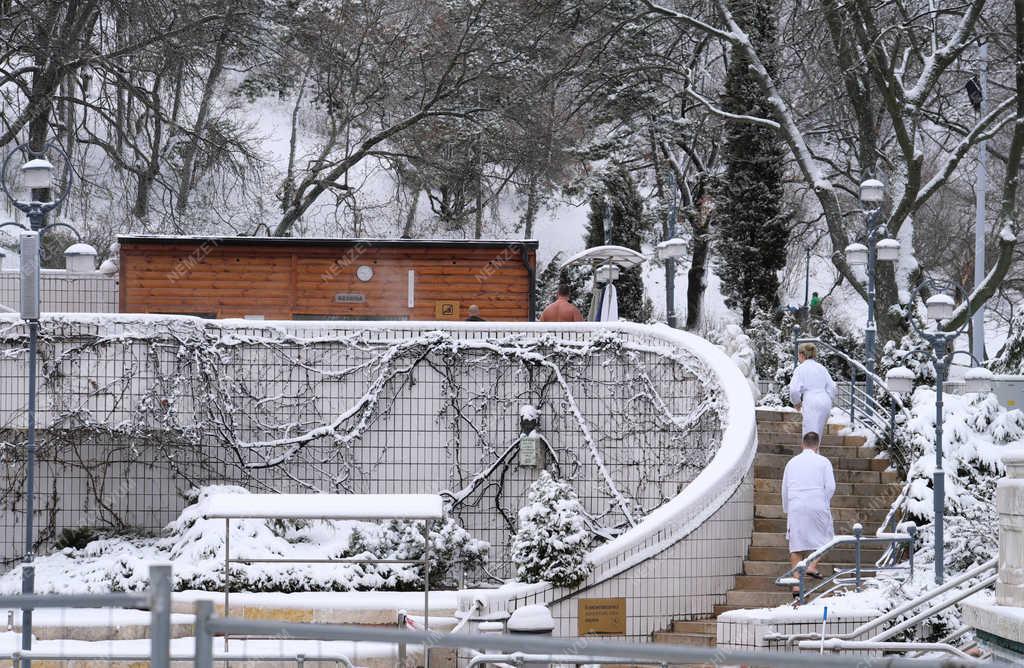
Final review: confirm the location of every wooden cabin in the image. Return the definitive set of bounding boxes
[118,236,538,321]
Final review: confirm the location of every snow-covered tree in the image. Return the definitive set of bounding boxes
[714,0,788,327]
[510,471,593,587]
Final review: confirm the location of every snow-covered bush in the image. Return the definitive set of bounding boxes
[0,486,489,594]
[340,518,489,590]
[901,390,1012,524]
[510,471,593,587]
[878,332,937,393]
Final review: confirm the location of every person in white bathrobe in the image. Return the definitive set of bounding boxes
[789,342,836,436]
[782,431,836,596]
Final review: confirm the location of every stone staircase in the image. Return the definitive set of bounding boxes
[651,408,903,647]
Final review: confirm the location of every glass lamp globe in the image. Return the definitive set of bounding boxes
[20,158,54,190]
[860,178,885,204]
[926,294,956,321]
[876,238,900,262]
[845,243,868,268]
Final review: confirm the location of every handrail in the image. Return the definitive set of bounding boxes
[774,523,917,603]
[766,557,998,648]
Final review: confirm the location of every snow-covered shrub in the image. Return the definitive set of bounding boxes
[878,332,936,392]
[0,486,489,594]
[901,390,1011,524]
[340,518,489,590]
[510,471,593,587]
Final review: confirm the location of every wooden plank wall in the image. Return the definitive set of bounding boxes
[119,241,535,321]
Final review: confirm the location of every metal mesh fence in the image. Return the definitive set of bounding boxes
[0,317,724,582]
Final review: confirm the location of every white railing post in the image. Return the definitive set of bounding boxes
[997,450,1024,606]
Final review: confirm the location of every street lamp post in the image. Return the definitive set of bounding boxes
[665,172,678,328]
[846,179,899,403]
[0,142,73,668]
[884,279,991,585]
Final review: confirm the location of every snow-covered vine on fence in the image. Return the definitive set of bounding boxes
[0,317,725,576]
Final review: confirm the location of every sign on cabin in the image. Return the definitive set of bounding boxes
[434,300,460,319]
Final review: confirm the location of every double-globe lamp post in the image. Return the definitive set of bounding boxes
[884,283,994,584]
[844,178,900,401]
[1,143,73,668]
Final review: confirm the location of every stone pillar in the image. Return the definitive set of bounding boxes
[997,450,1024,606]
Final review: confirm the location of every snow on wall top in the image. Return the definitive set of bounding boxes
[202,493,444,521]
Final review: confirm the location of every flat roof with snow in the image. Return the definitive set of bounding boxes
[202,493,444,521]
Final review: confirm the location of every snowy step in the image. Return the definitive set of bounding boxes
[747,545,884,563]
[726,590,795,608]
[757,443,876,459]
[753,478,899,497]
[742,560,836,577]
[752,517,888,534]
[754,452,890,472]
[650,631,716,647]
[754,504,891,523]
[753,491,894,510]
[754,465,891,484]
[733,574,788,590]
[757,432,867,447]
[755,409,802,423]
[671,619,718,635]
[755,420,846,435]
[747,532,884,553]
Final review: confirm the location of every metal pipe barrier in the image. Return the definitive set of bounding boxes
[802,639,982,660]
[193,606,972,668]
[6,650,356,666]
[0,563,171,668]
[768,558,998,650]
[775,524,918,604]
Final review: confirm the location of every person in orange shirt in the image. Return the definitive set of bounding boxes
[540,284,584,322]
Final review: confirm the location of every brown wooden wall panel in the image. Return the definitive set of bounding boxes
[120,237,536,321]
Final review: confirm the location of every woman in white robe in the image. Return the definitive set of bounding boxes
[789,342,836,436]
[782,431,836,596]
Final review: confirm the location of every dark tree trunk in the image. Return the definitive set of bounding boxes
[685,222,710,330]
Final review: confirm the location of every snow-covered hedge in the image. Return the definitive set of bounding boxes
[0,486,490,594]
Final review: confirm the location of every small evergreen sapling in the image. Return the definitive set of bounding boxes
[510,471,593,587]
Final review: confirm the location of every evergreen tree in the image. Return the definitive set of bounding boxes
[584,168,653,322]
[715,0,789,327]
[534,252,589,316]
[510,471,593,587]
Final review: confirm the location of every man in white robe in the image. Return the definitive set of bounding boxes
[789,342,836,436]
[782,431,836,597]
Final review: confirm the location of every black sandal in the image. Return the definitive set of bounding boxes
[806,570,824,580]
